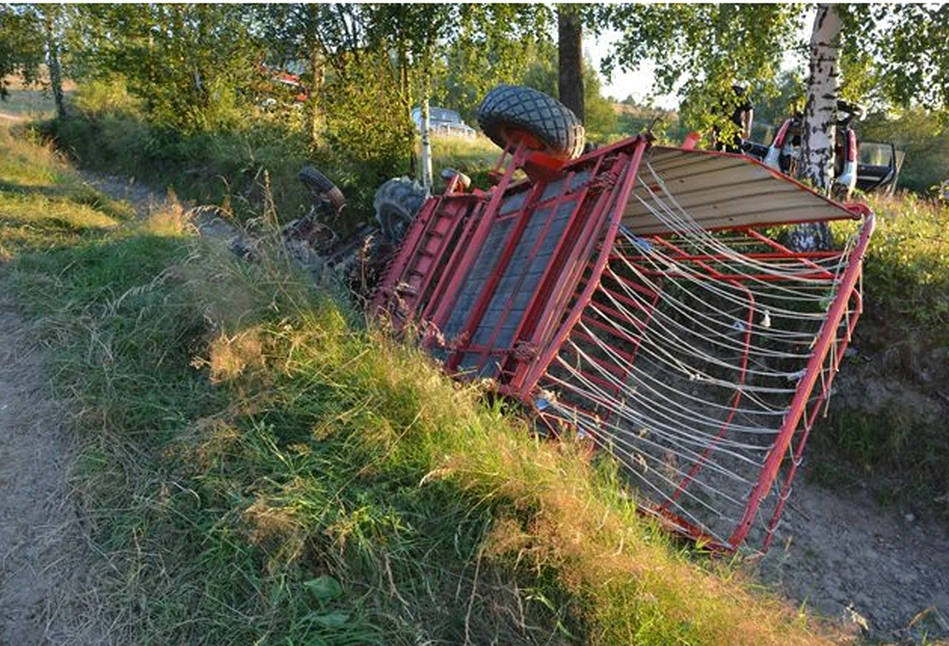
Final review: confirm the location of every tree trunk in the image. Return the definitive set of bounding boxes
[557,6,584,122]
[43,7,66,120]
[420,92,432,196]
[787,4,842,252]
[799,4,842,191]
[304,5,324,149]
[307,45,324,148]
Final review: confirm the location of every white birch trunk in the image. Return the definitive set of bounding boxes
[420,94,433,197]
[800,4,842,191]
[789,4,842,252]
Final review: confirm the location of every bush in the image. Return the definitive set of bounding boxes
[318,58,415,214]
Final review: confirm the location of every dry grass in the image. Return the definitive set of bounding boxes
[2,118,845,644]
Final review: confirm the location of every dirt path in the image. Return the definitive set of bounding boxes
[80,173,169,216]
[756,474,949,641]
[79,171,240,242]
[0,162,230,645]
[0,287,106,645]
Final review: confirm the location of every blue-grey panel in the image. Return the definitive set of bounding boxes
[499,188,530,215]
[442,217,514,339]
[470,197,578,348]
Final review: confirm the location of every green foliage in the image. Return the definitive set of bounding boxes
[72,4,262,134]
[860,108,949,195]
[70,75,143,118]
[42,111,319,223]
[752,70,805,133]
[583,69,618,140]
[839,4,949,115]
[439,5,555,123]
[0,4,46,99]
[518,45,617,141]
[860,193,949,335]
[318,56,414,210]
[600,4,803,135]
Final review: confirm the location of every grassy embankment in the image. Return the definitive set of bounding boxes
[0,97,836,642]
[44,85,949,517]
[811,193,949,511]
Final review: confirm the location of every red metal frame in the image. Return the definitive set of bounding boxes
[373,133,874,554]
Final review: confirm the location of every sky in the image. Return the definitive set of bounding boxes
[586,28,676,109]
[587,11,815,111]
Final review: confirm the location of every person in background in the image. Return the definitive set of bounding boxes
[714,84,754,152]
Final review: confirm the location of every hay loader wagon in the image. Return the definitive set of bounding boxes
[373,86,874,554]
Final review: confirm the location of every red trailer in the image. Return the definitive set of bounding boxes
[373,86,874,554]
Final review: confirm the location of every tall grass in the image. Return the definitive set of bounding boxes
[1,121,838,644]
[811,192,949,510]
[861,192,949,338]
[0,125,136,260]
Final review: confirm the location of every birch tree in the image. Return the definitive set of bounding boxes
[798,5,842,191]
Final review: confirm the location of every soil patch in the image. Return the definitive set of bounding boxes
[0,285,107,644]
[755,471,949,641]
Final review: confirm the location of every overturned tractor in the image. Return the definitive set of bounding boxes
[315,86,875,554]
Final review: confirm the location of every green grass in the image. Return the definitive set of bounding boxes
[810,192,949,514]
[0,126,136,259]
[861,192,949,339]
[0,121,841,644]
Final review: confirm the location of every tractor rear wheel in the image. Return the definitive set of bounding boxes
[477,85,585,161]
[374,177,426,243]
[299,166,345,213]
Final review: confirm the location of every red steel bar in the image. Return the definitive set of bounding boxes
[520,138,650,395]
[761,287,864,551]
[727,212,875,548]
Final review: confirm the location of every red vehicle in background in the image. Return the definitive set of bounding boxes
[740,100,898,199]
[257,63,309,107]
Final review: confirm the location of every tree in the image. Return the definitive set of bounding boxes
[72,5,264,133]
[558,6,584,122]
[602,4,803,145]
[799,4,841,191]
[603,3,949,193]
[799,3,949,190]
[0,5,47,101]
[42,4,67,119]
[440,5,554,122]
[872,4,949,116]
[253,4,340,147]
[521,46,616,139]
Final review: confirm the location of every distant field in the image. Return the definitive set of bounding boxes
[0,74,75,119]
[0,88,57,120]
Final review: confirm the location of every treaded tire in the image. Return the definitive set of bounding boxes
[299,166,345,211]
[374,177,426,243]
[477,85,585,161]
